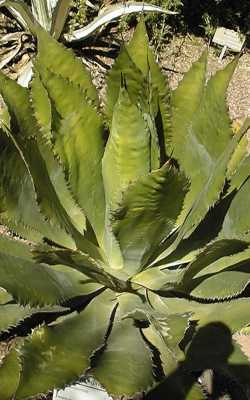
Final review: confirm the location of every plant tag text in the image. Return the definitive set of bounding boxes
[213,27,245,53]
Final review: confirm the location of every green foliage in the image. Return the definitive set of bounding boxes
[0,19,250,400]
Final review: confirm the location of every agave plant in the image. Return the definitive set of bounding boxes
[0,18,250,400]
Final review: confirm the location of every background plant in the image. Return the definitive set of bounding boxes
[0,18,250,400]
[0,0,176,85]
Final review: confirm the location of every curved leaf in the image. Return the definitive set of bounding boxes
[15,291,116,399]
[112,163,187,274]
[0,73,101,255]
[229,155,250,191]
[105,46,145,123]
[35,68,105,244]
[106,19,171,156]
[178,239,248,289]
[30,72,87,236]
[0,348,21,400]
[0,235,100,306]
[220,177,250,242]
[92,294,154,396]
[0,0,37,33]
[65,2,176,42]
[33,244,130,292]
[102,86,151,269]
[172,54,237,227]
[103,87,150,209]
[50,0,71,39]
[37,28,98,103]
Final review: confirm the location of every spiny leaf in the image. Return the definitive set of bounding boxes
[131,266,182,292]
[161,116,245,262]
[220,177,250,242]
[0,128,72,245]
[178,239,248,289]
[30,71,87,236]
[103,87,150,209]
[107,19,171,156]
[92,294,154,396]
[102,86,151,269]
[148,293,250,335]
[105,46,145,122]
[143,311,190,375]
[0,235,98,306]
[0,348,21,400]
[227,117,250,191]
[50,0,71,40]
[172,54,237,228]
[112,163,188,274]
[0,73,100,255]
[36,28,98,103]
[15,291,116,399]
[33,244,129,292]
[229,155,250,192]
[35,67,106,244]
[176,241,250,300]
[0,303,67,336]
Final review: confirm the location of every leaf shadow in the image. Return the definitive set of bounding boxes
[145,321,250,400]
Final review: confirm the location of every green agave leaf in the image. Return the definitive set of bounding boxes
[92,294,154,396]
[152,296,250,385]
[178,239,248,289]
[102,86,151,269]
[15,291,116,399]
[105,46,145,122]
[171,50,207,186]
[149,293,250,337]
[227,136,248,178]
[0,127,61,243]
[0,288,12,305]
[0,348,21,400]
[143,311,190,374]
[171,54,237,227]
[0,303,68,336]
[175,240,250,300]
[229,155,250,192]
[0,73,100,255]
[36,28,98,104]
[131,266,182,292]
[0,304,33,334]
[160,114,245,263]
[106,19,171,156]
[0,234,97,306]
[127,19,171,138]
[30,72,87,236]
[189,270,250,300]
[112,163,188,275]
[33,244,129,292]
[220,177,250,242]
[30,71,51,140]
[93,318,154,396]
[227,118,250,191]
[152,193,236,268]
[35,68,105,244]
[103,86,150,209]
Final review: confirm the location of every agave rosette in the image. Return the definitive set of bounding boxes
[0,19,250,400]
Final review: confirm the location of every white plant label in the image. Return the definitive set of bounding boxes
[212,27,245,60]
[53,382,112,400]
